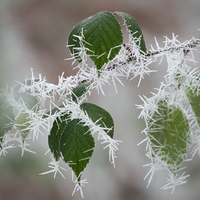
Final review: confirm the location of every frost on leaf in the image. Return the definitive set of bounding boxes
[49,115,95,182]
[147,99,191,173]
[0,95,15,145]
[48,113,70,161]
[14,93,39,140]
[72,84,90,103]
[186,85,200,126]
[68,11,123,70]
[59,119,94,182]
[80,102,114,138]
[114,11,146,55]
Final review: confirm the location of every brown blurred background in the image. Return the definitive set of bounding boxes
[0,0,200,200]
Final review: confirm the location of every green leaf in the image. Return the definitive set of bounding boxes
[23,79,40,86]
[115,11,146,54]
[60,119,94,181]
[43,105,65,119]
[0,96,15,143]
[148,100,190,172]
[80,102,114,138]
[14,79,40,93]
[14,93,39,140]
[72,84,90,103]
[14,93,39,111]
[15,111,31,140]
[68,11,123,70]
[48,113,70,161]
[186,86,200,126]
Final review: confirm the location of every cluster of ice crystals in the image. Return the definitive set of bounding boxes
[1,30,200,197]
[40,156,67,179]
[137,34,200,192]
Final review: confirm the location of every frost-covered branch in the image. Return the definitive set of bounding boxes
[1,10,200,197]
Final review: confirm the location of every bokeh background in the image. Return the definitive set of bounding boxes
[0,0,200,199]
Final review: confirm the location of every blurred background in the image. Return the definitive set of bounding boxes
[0,0,200,199]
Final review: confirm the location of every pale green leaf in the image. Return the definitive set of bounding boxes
[0,96,15,143]
[186,86,200,126]
[148,100,190,172]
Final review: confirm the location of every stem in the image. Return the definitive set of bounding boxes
[146,38,200,57]
[107,38,200,71]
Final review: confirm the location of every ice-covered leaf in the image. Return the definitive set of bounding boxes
[0,96,14,143]
[186,86,200,126]
[115,11,146,54]
[48,113,70,161]
[80,102,114,138]
[72,84,90,103]
[148,100,190,172]
[15,111,31,140]
[68,11,123,70]
[13,79,40,93]
[14,93,39,140]
[43,105,65,119]
[60,119,94,181]
[14,92,39,111]
[23,79,40,86]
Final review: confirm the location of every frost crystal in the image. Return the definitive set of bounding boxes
[1,26,200,197]
[138,34,200,191]
[40,156,67,179]
[72,172,88,198]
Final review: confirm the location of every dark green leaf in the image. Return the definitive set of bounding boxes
[80,102,114,138]
[148,100,190,172]
[72,84,90,103]
[68,11,123,70]
[115,11,146,54]
[48,114,70,161]
[60,119,94,181]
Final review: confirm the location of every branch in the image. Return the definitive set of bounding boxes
[146,38,200,57]
[106,38,200,71]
